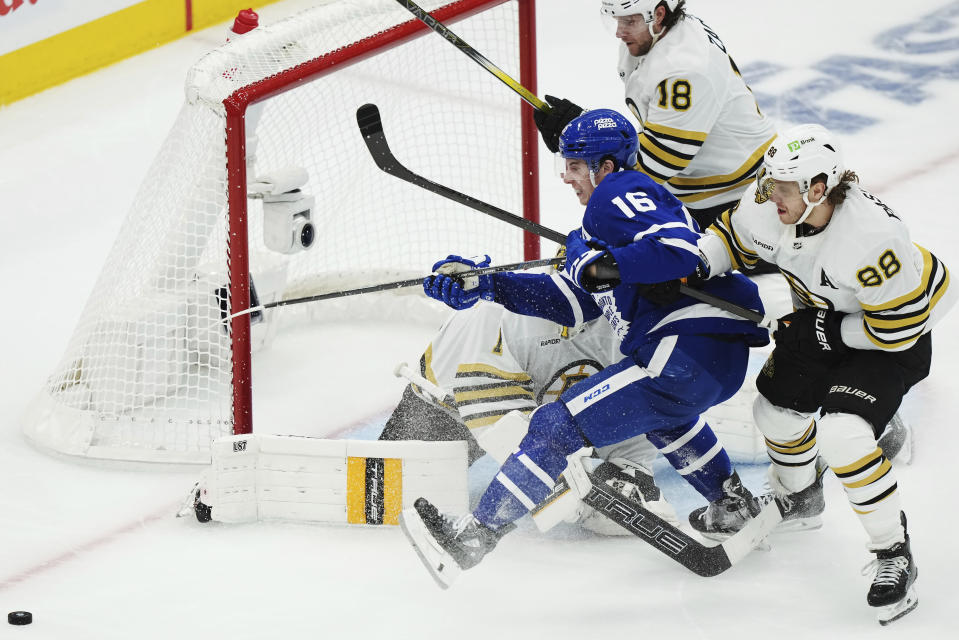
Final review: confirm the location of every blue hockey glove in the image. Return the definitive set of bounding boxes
[774,308,847,359]
[423,255,495,310]
[564,230,619,293]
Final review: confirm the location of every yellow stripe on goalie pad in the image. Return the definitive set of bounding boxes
[206,435,467,525]
[346,456,404,525]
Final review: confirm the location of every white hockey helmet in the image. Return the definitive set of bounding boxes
[762,124,845,224]
[601,0,681,21]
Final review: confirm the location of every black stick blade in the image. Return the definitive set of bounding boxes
[356,103,383,137]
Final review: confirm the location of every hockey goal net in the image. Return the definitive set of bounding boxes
[23,0,539,464]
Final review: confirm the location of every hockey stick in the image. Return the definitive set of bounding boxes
[227,257,563,320]
[580,471,783,577]
[357,103,558,243]
[357,103,773,329]
[394,0,548,112]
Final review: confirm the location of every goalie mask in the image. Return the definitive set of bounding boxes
[760,123,844,225]
[558,109,638,184]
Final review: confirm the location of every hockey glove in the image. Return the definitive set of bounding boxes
[636,261,709,306]
[774,308,847,359]
[423,255,495,310]
[564,230,620,293]
[533,95,584,153]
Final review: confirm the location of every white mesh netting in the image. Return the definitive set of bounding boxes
[23,0,533,463]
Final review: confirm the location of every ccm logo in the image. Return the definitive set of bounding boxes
[583,383,611,403]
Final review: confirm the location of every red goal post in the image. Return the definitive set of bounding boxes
[23,0,540,464]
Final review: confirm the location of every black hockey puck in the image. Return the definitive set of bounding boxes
[8,611,32,625]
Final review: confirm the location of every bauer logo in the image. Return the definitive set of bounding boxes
[595,117,617,129]
[828,385,877,403]
[232,440,247,452]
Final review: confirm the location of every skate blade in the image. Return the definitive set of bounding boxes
[398,509,460,590]
[772,515,823,534]
[876,586,918,626]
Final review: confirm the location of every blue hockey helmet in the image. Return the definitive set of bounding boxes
[558,109,638,174]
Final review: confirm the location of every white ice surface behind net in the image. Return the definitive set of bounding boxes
[0,0,957,638]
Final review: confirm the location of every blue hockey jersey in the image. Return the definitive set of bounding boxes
[492,171,768,356]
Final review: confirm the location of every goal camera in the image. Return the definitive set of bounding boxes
[262,188,316,254]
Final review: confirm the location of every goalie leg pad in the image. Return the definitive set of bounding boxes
[195,434,468,525]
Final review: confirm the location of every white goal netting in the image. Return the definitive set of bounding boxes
[23,0,537,464]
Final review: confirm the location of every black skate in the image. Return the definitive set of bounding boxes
[175,482,212,523]
[688,471,761,540]
[761,457,827,533]
[864,512,918,625]
[398,498,512,589]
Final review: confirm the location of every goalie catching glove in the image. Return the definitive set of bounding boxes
[424,255,495,310]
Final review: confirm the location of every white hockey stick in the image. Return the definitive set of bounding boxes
[393,362,456,406]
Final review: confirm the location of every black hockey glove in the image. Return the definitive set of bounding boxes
[774,308,847,359]
[636,262,708,307]
[533,95,584,153]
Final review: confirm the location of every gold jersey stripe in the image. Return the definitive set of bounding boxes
[423,344,439,387]
[672,176,755,203]
[644,120,708,143]
[639,134,694,169]
[455,385,535,403]
[865,311,930,330]
[455,363,533,382]
[862,325,923,349]
[668,135,775,188]
[831,447,883,476]
[709,208,759,270]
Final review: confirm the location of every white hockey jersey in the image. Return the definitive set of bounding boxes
[700,184,956,351]
[618,14,776,213]
[416,303,621,432]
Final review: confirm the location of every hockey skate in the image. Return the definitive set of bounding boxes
[578,459,679,535]
[760,457,828,533]
[863,513,918,625]
[878,412,913,464]
[688,471,762,541]
[175,481,212,523]
[398,498,512,589]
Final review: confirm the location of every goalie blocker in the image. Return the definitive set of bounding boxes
[183,434,467,525]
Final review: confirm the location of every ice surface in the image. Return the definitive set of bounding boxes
[0,0,956,637]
